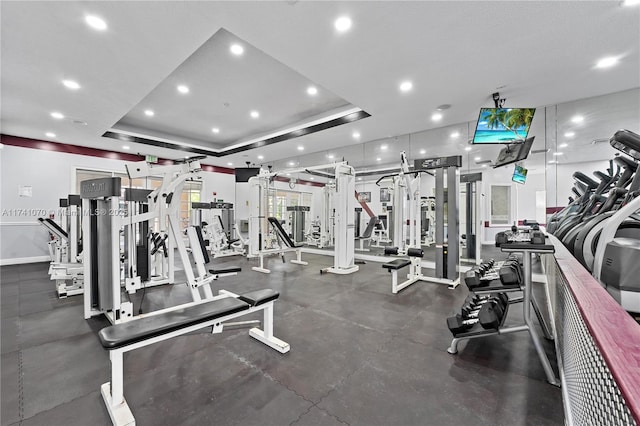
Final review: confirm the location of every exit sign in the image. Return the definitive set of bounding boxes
[145,155,158,163]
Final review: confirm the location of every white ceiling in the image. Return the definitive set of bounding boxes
[1,1,639,171]
[112,27,354,149]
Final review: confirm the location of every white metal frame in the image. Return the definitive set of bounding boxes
[101,290,289,426]
[388,256,433,294]
[248,161,358,275]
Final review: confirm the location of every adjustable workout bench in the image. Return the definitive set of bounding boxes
[98,288,289,426]
[382,247,430,293]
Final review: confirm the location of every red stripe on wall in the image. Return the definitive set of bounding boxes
[546,206,564,214]
[1,134,235,175]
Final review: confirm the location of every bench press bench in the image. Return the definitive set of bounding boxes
[98,288,288,426]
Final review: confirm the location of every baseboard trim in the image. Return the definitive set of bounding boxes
[0,256,50,266]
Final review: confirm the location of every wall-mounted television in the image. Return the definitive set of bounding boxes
[493,136,535,168]
[473,108,536,144]
[235,167,260,183]
[512,165,528,184]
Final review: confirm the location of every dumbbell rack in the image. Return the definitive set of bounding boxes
[447,243,560,387]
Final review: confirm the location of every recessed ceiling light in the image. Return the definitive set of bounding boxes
[376,157,381,161]
[211,127,220,134]
[564,131,576,137]
[419,149,426,154]
[310,177,315,180]
[596,56,619,69]
[144,110,154,117]
[227,162,233,166]
[559,143,568,148]
[307,86,318,96]
[451,131,460,138]
[62,79,81,90]
[482,164,487,168]
[431,112,443,121]
[623,0,640,5]
[465,147,472,151]
[357,177,363,181]
[45,132,56,138]
[298,146,304,151]
[328,154,335,159]
[85,15,107,31]
[474,156,481,161]
[352,132,361,139]
[177,85,189,94]
[50,112,64,119]
[288,161,295,166]
[334,16,352,32]
[548,160,556,164]
[380,144,388,150]
[286,173,291,176]
[571,115,584,123]
[250,110,260,118]
[184,156,190,159]
[553,152,564,156]
[257,155,264,160]
[122,145,130,150]
[399,81,413,92]
[230,44,244,55]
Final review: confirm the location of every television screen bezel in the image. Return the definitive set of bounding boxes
[472,107,536,145]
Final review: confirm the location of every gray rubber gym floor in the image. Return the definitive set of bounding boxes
[1,253,563,425]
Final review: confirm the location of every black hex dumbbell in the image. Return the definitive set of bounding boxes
[447,295,508,335]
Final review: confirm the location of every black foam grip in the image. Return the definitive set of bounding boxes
[384,247,399,255]
[406,248,424,258]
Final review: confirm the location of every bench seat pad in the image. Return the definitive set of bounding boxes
[382,259,411,270]
[209,267,242,274]
[238,289,279,307]
[98,298,250,350]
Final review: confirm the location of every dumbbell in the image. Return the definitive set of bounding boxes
[531,230,545,244]
[464,270,485,290]
[461,293,508,318]
[463,294,483,306]
[499,259,523,285]
[495,232,509,246]
[447,297,507,335]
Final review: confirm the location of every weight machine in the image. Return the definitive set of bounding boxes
[192,201,245,258]
[80,158,236,324]
[378,152,461,291]
[40,194,84,298]
[248,161,359,275]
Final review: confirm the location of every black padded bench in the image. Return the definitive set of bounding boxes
[98,289,289,426]
[209,266,242,275]
[382,259,411,270]
[381,247,429,294]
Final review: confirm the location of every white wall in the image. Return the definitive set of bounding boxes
[552,160,612,208]
[481,165,546,244]
[0,145,234,263]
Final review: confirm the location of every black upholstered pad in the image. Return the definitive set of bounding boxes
[238,289,279,307]
[382,259,411,270]
[98,298,250,350]
[209,267,242,274]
